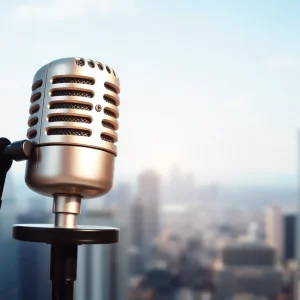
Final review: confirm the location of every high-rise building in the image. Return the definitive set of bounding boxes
[128,198,144,276]
[75,207,129,300]
[17,209,51,300]
[215,242,283,300]
[137,170,161,263]
[283,214,296,261]
[0,174,20,300]
[265,206,284,260]
[215,223,283,300]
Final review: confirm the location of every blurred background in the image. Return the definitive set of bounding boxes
[0,1,299,299]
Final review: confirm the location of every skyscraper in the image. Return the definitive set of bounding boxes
[0,174,20,300]
[215,242,283,300]
[17,209,51,300]
[137,170,161,263]
[75,207,129,300]
[129,197,144,276]
[265,206,284,260]
[283,214,296,261]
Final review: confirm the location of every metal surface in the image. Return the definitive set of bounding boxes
[53,195,81,214]
[27,57,120,156]
[54,214,76,228]
[53,195,81,227]
[25,145,115,198]
[22,140,33,158]
[25,57,120,199]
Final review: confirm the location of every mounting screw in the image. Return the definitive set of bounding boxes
[95,104,102,112]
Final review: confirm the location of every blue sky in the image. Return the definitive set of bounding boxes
[1,0,300,186]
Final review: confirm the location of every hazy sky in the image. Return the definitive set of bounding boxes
[1,0,300,186]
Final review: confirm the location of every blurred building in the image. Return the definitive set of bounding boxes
[145,267,176,299]
[165,165,198,205]
[0,174,20,300]
[75,207,128,300]
[103,183,132,225]
[283,214,296,262]
[284,261,297,300]
[265,206,284,260]
[16,206,51,300]
[136,170,161,265]
[129,198,144,276]
[128,262,177,300]
[215,241,283,300]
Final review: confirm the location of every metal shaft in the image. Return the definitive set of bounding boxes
[51,195,81,300]
[51,244,78,300]
[53,195,82,228]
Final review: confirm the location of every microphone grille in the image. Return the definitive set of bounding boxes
[50,90,93,98]
[47,128,91,137]
[27,57,120,156]
[52,77,94,85]
[49,102,93,111]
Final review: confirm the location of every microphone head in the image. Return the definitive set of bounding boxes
[25,57,120,199]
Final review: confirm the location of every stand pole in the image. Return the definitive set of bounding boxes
[50,244,78,300]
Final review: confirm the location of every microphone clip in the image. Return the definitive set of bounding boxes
[0,138,33,209]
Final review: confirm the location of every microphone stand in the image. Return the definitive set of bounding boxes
[0,137,119,300]
[13,219,118,300]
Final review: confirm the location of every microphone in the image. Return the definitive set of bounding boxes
[25,57,120,227]
[11,57,121,300]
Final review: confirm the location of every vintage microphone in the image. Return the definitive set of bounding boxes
[6,57,121,300]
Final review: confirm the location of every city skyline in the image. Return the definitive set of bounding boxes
[0,1,300,185]
[0,155,297,300]
[4,164,298,215]
[0,1,299,300]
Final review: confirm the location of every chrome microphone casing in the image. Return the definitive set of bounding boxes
[25,57,120,199]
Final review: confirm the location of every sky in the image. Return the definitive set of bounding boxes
[1,0,300,187]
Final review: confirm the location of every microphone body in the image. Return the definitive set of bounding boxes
[25,57,120,200]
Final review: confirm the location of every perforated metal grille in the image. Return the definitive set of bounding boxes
[30,105,40,115]
[104,108,117,118]
[32,80,43,91]
[101,134,114,143]
[103,96,117,106]
[102,121,115,130]
[53,77,94,85]
[31,92,41,103]
[51,90,93,98]
[27,130,37,139]
[47,128,90,136]
[104,83,118,94]
[97,62,104,70]
[87,60,95,68]
[49,115,92,124]
[50,102,92,111]
[29,118,38,127]
[75,58,85,66]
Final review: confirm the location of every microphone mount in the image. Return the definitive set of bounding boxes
[0,137,33,209]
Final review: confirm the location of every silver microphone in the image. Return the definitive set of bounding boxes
[25,57,120,227]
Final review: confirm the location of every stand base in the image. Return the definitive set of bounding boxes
[13,224,119,300]
[13,224,119,244]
